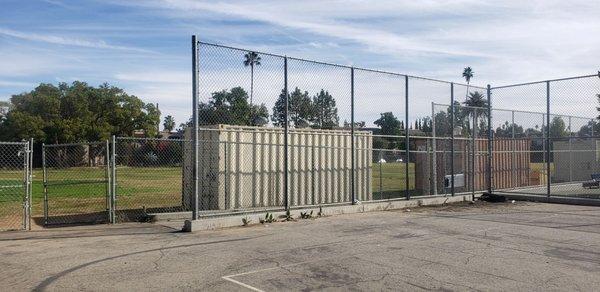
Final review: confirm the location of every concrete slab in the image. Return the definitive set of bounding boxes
[155,194,478,232]
[1,201,600,291]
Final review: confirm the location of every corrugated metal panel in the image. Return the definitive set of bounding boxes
[184,125,372,211]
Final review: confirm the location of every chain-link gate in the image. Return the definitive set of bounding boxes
[0,141,32,231]
[42,141,112,225]
[113,137,188,222]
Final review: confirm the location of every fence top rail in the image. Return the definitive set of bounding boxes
[432,102,594,120]
[116,136,191,142]
[197,40,486,90]
[43,141,108,148]
[0,141,28,145]
[490,73,600,90]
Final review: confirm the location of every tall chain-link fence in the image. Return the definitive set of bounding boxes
[0,141,31,230]
[1,40,599,230]
[491,75,600,199]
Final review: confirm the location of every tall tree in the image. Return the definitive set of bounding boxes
[163,115,175,132]
[462,67,474,101]
[374,112,401,136]
[0,82,160,143]
[272,87,314,127]
[311,89,339,129]
[462,91,488,134]
[243,51,261,105]
[549,116,568,137]
[198,87,268,126]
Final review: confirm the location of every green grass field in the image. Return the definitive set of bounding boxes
[372,162,416,200]
[1,163,418,224]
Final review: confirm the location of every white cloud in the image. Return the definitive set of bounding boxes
[0,27,153,53]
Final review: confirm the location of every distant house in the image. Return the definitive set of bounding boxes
[133,130,184,140]
[0,104,9,119]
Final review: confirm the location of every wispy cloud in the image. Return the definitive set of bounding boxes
[0,27,154,53]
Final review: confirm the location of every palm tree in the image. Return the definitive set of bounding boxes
[463,91,488,124]
[163,115,175,132]
[243,51,261,105]
[462,67,474,101]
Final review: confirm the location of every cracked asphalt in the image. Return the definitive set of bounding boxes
[1,201,600,291]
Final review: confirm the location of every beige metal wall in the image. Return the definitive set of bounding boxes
[183,125,372,211]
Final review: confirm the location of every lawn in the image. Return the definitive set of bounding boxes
[371,162,415,200]
[2,163,418,224]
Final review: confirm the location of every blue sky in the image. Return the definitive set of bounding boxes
[1,0,599,127]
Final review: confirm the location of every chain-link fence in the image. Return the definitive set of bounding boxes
[42,141,111,225]
[114,137,189,222]
[189,39,489,220]
[0,141,31,230]
[1,39,599,230]
[491,75,600,199]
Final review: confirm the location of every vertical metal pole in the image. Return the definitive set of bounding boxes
[23,141,28,230]
[592,119,595,137]
[431,102,437,195]
[542,113,546,187]
[546,81,551,197]
[284,56,289,210]
[27,138,33,230]
[450,83,455,196]
[111,135,116,223]
[568,116,573,182]
[472,108,477,195]
[486,85,493,195]
[511,110,516,188]
[378,150,383,199]
[405,75,410,200]
[191,35,199,220]
[42,143,48,226]
[351,67,356,204]
[105,140,111,223]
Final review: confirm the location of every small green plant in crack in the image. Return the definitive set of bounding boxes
[242,217,251,226]
[259,212,276,224]
[283,210,295,221]
[300,210,313,219]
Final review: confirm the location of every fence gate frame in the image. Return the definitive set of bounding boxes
[0,140,32,231]
[42,141,113,225]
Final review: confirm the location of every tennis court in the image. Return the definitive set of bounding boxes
[496,182,600,199]
[1,200,599,291]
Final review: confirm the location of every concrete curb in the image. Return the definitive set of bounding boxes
[499,193,600,207]
[172,194,479,232]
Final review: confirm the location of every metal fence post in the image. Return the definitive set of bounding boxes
[542,113,546,186]
[42,143,48,226]
[111,136,117,223]
[486,85,492,195]
[25,138,33,230]
[568,116,573,182]
[450,83,455,196]
[511,110,516,188]
[284,56,289,210]
[378,150,382,198]
[191,35,199,220]
[472,108,477,195]
[431,102,437,195]
[405,75,410,200]
[351,67,356,204]
[546,81,551,197]
[105,139,111,223]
